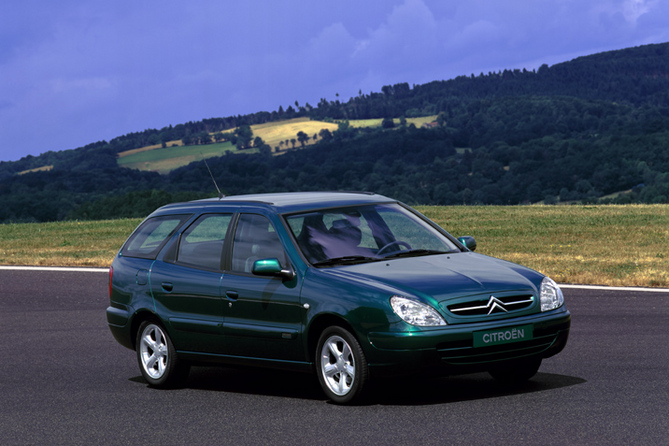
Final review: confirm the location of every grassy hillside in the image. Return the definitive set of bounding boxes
[117,116,437,173]
[251,117,337,149]
[118,141,239,174]
[1,204,667,288]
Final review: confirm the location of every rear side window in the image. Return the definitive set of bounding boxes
[121,215,191,259]
[177,214,232,270]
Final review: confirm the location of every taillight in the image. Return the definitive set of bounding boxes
[108,266,113,299]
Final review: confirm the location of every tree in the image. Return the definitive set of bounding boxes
[297,131,310,147]
[234,125,253,149]
[182,134,194,146]
[199,132,212,145]
[319,128,333,141]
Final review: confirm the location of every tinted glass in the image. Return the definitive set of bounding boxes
[122,215,190,259]
[231,214,286,273]
[286,204,458,265]
[177,214,232,270]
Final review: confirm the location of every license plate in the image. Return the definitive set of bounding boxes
[473,324,533,348]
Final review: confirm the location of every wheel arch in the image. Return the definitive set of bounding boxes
[129,310,163,350]
[306,313,361,363]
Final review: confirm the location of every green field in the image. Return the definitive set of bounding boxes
[117,116,439,174]
[1,204,667,288]
[117,141,241,174]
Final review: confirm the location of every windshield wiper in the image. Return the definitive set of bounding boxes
[312,255,378,267]
[382,249,446,259]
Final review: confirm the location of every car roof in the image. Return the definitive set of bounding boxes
[152,191,397,215]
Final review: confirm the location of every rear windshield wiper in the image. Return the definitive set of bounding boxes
[382,249,446,259]
[312,255,378,267]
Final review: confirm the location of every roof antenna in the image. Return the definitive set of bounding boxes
[202,157,224,199]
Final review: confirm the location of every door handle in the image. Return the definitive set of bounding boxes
[225,290,239,300]
[161,282,174,292]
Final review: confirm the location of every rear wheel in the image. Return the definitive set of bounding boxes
[136,320,189,388]
[316,327,369,404]
[489,358,542,385]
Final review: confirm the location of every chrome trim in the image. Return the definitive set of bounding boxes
[449,295,535,316]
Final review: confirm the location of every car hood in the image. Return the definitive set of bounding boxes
[319,252,542,303]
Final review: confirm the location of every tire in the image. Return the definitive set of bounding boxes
[136,320,189,388]
[316,326,369,404]
[489,357,542,386]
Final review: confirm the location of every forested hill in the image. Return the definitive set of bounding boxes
[2,42,669,222]
[310,42,669,120]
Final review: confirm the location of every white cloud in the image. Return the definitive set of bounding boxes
[622,0,657,22]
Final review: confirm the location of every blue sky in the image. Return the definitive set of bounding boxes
[2,0,668,162]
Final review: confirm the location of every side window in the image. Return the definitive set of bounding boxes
[231,214,286,273]
[122,215,190,260]
[177,214,232,270]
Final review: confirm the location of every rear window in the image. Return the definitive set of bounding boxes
[121,214,191,259]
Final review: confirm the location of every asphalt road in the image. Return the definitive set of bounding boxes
[0,268,667,445]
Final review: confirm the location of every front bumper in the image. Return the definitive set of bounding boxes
[366,308,570,376]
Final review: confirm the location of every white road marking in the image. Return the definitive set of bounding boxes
[1,265,668,292]
[0,265,108,273]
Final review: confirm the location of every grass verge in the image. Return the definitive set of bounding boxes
[1,205,667,287]
[0,219,141,268]
[417,205,669,288]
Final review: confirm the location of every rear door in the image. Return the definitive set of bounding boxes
[150,213,232,354]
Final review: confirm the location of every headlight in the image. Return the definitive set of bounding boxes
[540,277,564,311]
[390,296,447,326]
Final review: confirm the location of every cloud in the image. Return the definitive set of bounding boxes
[622,0,657,22]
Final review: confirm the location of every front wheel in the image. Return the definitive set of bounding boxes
[136,320,189,388]
[316,327,369,404]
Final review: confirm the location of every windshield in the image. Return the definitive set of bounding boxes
[286,203,460,266]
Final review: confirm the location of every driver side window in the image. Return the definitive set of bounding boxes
[231,214,286,273]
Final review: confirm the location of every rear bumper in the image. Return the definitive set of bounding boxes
[366,308,570,376]
[106,305,134,350]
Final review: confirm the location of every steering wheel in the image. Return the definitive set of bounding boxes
[377,240,412,256]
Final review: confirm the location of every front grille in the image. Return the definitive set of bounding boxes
[447,294,534,316]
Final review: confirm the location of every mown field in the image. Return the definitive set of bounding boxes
[1,205,667,288]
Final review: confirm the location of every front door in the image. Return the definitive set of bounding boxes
[221,213,304,361]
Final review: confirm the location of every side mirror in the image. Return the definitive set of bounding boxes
[458,236,477,252]
[252,258,295,281]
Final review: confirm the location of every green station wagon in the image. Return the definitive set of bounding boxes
[107,192,570,403]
